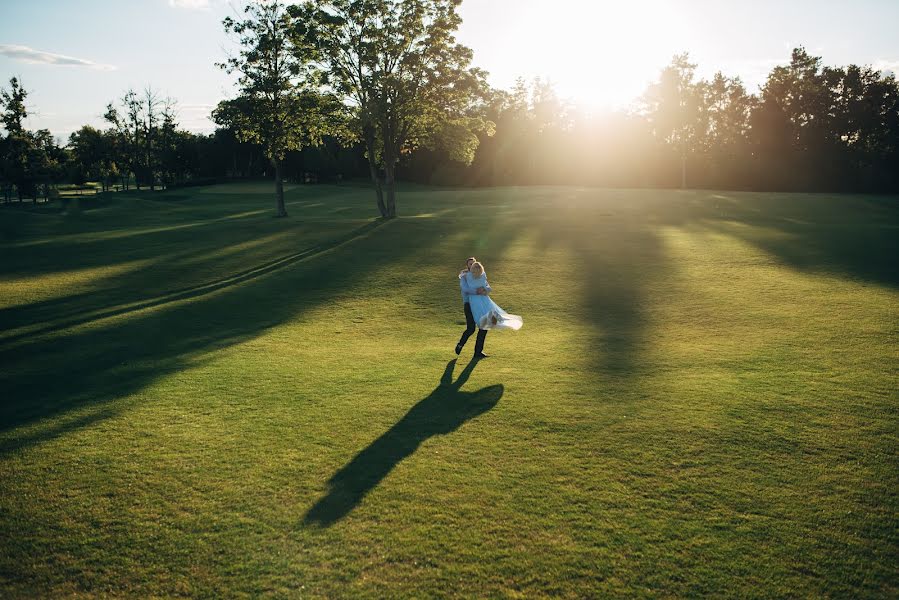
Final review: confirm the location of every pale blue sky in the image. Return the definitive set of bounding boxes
[1,0,897,140]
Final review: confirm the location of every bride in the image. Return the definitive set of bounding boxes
[464,261,523,331]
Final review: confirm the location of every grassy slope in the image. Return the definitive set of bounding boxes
[0,183,896,598]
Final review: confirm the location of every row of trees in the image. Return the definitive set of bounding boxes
[2,1,898,212]
[0,79,213,201]
[0,78,67,202]
[641,49,899,192]
[407,49,899,193]
[0,72,368,203]
[212,0,490,218]
[210,1,899,217]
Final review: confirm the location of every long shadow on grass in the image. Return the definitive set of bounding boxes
[0,201,518,454]
[531,189,899,379]
[699,193,899,288]
[532,195,670,377]
[0,220,386,349]
[304,359,503,527]
[0,218,407,448]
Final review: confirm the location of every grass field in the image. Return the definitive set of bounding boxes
[1,182,897,597]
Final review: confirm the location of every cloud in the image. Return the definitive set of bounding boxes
[0,44,116,70]
[169,0,211,9]
[874,60,899,77]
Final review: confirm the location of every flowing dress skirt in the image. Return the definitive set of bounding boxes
[468,294,523,331]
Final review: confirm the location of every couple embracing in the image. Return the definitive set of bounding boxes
[455,257,523,359]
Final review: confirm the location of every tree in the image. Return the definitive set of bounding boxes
[296,0,493,218]
[142,87,162,191]
[643,53,703,188]
[104,90,141,190]
[1,77,28,201]
[69,125,121,192]
[216,0,335,217]
[103,87,179,191]
[69,125,104,186]
[692,73,755,187]
[0,77,63,202]
[27,129,66,202]
[0,77,28,136]
[826,64,899,190]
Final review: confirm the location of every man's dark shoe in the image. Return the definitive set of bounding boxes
[455,343,463,355]
[474,353,488,359]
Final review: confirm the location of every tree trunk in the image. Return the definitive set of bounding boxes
[681,153,687,189]
[273,158,288,218]
[364,133,386,218]
[368,159,386,217]
[384,160,397,219]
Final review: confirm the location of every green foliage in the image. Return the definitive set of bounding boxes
[0,77,28,136]
[68,125,119,190]
[103,88,171,190]
[295,0,494,217]
[215,0,343,216]
[0,78,66,202]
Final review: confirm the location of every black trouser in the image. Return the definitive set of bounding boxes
[458,302,487,354]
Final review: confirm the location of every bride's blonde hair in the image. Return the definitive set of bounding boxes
[470,261,485,277]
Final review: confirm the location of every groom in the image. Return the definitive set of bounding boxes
[455,256,489,359]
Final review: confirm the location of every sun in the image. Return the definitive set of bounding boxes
[491,0,688,109]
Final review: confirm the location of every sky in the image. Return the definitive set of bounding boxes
[1,0,898,141]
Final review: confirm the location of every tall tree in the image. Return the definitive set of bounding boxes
[643,53,703,188]
[216,0,334,217]
[143,87,162,190]
[0,77,56,202]
[0,77,28,136]
[760,48,837,154]
[296,0,492,218]
[103,86,174,191]
[826,64,899,190]
[698,73,754,151]
[104,89,141,190]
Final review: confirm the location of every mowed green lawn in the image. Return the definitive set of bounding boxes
[1,182,896,598]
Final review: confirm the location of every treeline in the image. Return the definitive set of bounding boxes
[2,47,898,201]
[408,49,899,193]
[0,78,366,202]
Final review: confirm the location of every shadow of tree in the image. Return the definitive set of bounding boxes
[0,194,518,455]
[303,359,503,527]
[0,219,387,348]
[531,195,670,378]
[2,186,894,458]
[0,219,405,448]
[698,193,899,288]
[529,189,899,379]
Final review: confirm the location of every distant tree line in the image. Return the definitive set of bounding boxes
[2,46,898,205]
[407,48,899,193]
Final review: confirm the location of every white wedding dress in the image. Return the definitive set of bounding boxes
[464,273,523,331]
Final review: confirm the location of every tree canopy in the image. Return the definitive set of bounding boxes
[293,0,493,217]
[215,0,340,217]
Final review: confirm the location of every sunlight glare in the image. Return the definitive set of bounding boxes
[480,0,689,110]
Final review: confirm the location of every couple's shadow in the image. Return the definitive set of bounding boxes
[303,359,503,527]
